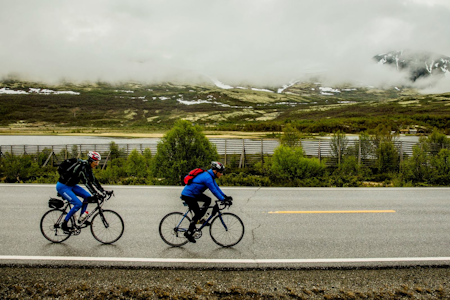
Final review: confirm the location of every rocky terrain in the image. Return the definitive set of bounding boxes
[1,266,450,299]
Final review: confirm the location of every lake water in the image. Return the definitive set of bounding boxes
[0,135,159,146]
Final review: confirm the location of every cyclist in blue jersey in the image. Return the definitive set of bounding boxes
[181,161,232,243]
[57,151,112,233]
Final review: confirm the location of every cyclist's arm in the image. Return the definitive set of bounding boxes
[91,173,105,194]
[205,177,225,201]
[80,165,104,195]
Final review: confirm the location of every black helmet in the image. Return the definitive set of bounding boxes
[211,161,225,173]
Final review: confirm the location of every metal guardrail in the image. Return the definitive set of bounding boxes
[0,139,425,167]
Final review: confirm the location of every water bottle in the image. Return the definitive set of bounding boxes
[198,213,210,224]
[78,211,89,223]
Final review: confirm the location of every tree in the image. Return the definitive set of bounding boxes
[280,124,302,148]
[330,130,348,165]
[400,144,430,183]
[376,141,399,173]
[420,128,450,155]
[152,120,219,185]
[370,124,400,173]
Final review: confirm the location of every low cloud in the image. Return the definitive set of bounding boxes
[1,0,449,91]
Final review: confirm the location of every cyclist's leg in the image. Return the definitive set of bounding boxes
[56,182,83,222]
[72,185,91,215]
[197,194,211,219]
[181,195,201,232]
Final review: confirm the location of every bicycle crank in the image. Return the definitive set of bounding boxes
[193,230,202,239]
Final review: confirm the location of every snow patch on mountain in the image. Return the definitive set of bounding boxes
[210,78,233,89]
[277,80,301,93]
[374,50,450,81]
[0,87,80,95]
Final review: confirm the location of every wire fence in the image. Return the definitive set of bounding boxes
[0,138,428,168]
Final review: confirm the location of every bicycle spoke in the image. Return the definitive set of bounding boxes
[210,213,244,247]
[40,209,72,243]
[90,210,124,244]
[159,212,190,247]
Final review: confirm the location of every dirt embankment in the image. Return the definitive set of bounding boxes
[1,266,450,299]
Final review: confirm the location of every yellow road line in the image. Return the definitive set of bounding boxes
[268,210,396,214]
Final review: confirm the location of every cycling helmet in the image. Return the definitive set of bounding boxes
[88,151,101,162]
[211,161,225,173]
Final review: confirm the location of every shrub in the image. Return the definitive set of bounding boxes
[0,153,40,182]
[270,144,326,180]
[219,172,271,187]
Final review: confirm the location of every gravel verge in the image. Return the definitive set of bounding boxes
[1,266,450,299]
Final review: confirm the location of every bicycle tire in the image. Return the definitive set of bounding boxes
[209,212,245,247]
[159,212,191,247]
[40,209,72,243]
[90,209,124,244]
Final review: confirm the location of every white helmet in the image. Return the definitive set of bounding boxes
[88,151,101,162]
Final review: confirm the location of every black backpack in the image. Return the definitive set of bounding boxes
[57,158,79,182]
[183,168,206,185]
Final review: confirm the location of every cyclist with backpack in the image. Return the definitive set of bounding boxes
[181,161,232,243]
[56,151,112,233]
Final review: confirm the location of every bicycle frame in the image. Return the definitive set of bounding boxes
[59,194,112,228]
[179,200,228,232]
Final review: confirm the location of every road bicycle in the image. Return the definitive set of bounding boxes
[159,200,244,247]
[40,192,124,244]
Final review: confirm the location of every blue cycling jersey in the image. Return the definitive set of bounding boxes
[181,169,226,201]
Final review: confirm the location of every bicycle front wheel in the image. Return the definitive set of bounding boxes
[210,212,244,247]
[159,212,191,247]
[90,209,124,244]
[40,209,72,243]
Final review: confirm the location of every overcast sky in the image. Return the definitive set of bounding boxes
[1,0,450,90]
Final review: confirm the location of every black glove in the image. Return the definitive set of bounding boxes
[105,190,114,196]
[223,196,233,206]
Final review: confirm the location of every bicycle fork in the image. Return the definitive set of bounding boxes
[98,210,110,228]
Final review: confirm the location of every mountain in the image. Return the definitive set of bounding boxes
[374,50,450,81]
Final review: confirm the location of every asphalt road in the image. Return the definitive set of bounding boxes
[1,184,450,268]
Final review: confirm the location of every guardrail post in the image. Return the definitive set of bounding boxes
[358,140,361,165]
[338,139,341,166]
[261,138,264,167]
[224,139,227,166]
[102,151,111,170]
[318,140,321,162]
[400,141,403,168]
[239,139,245,168]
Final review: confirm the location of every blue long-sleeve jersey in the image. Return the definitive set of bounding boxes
[181,169,226,201]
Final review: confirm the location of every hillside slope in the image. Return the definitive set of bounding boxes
[1,79,450,134]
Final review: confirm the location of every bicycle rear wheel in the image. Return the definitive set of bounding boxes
[159,212,191,247]
[40,209,72,243]
[210,212,244,247]
[90,209,124,244]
